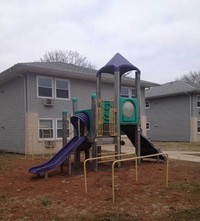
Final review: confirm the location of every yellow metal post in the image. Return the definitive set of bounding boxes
[112,153,168,204]
[83,152,135,193]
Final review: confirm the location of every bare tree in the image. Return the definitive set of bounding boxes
[178,71,200,86]
[40,50,95,69]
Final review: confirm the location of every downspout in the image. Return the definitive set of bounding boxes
[18,74,27,113]
[18,74,28,154]
[185,92,191,142]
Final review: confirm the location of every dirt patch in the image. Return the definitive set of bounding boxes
[0,153,200,221]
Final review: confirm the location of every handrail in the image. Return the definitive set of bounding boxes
[112,153,169,204]
[84,152,136,193]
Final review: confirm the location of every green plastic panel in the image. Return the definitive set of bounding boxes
[120,97,138,125]
[102,101,113,124]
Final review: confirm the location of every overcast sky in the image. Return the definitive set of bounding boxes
[1,0,200,83]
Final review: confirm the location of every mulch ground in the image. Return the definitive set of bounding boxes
[0,154,200,221]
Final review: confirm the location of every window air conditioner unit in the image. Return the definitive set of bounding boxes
[45,140,55,148]
[43,99,54,107]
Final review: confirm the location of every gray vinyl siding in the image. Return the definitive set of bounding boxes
[0,77,25,153]
[27,73,115,118]
[146,94,190,141]
[27,73,71,119]
[71,78,115,110]
[27,73,142,117]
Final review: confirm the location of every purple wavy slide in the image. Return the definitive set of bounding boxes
[29,136,86,175]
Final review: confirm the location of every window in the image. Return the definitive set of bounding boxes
[56,119,70,138]
[146,122,150,130]
[197,121,200,133]
[197,95,200,108]
[37,76,70,99]
[39,119,53,139]
[131,88,136,98]
[145,101,150,109]
[121,87,135,98]
[39,119,70,140]
[56,79,69,99]
[56,120,63,138]
[121,87,129,97]
[37,77,53,98]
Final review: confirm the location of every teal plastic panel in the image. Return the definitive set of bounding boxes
[120,97,138,125]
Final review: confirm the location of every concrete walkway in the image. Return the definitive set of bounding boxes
[101,145,200,162]
[164,151,200,162]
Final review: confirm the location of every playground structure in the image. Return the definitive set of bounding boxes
[29,53,165,177]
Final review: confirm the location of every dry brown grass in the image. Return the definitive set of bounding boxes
[154,142,200,151]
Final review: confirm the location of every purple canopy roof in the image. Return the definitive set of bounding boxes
[97,52,139,76]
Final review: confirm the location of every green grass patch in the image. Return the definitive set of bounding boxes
[167,207,200,221]
[170,183,200,194]
[155,142,200,151]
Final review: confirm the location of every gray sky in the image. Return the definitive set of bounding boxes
[1,0,200,83]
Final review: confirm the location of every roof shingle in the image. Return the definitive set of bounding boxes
[145,81,200,98]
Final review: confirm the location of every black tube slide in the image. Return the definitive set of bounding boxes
[121,125,165,160]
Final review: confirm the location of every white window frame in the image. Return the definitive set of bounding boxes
[131,88,136,98]
[37,76,71,100]
[197,95,200,108]
[37,76,54,99]
[121,87,135,98]
[56,119,63,139]
[56,118,70,139]
[55,78,70,100]
[38,118,71,141]
[146,122,150,130]
[121,87,129,97]
[38,118,54,140]
[145,100,150,109]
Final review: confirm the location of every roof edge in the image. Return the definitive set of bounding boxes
[0,62,159,88]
